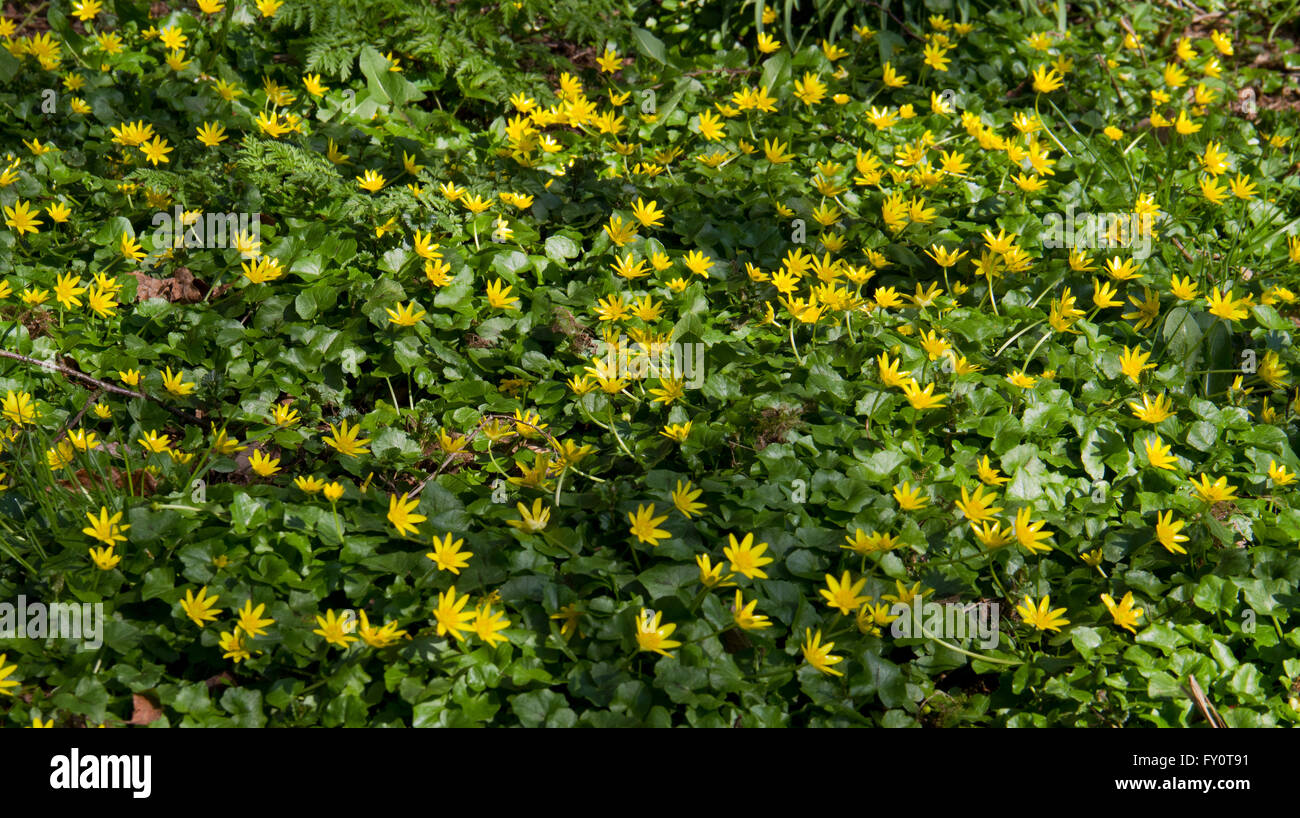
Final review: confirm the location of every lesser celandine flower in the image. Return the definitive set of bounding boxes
[387,492,426,537]
[628,503,671,546]
[433,586,475,641]
[724,532,773,579]
[820,571,870,615]
[89,545,121,571]
[83,506,129,546]
[732,590,771,631]
[426,532,472,574]
[635,608,681,657]
[0,653,19,696]
[180,587,221,627]
[236,600,275,638]
[465,603,508,646]
[1101,592,1144,634]
[696,554,735,588]
[801,628,844,676]
[314,609,358,648]
[323,482,345,503]
[359,611,408,648]
[506,498,550,533]
[323,420,371,457]
[1015,594,1070,632]
[1155,510,1189,554]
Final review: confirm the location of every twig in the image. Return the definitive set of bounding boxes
[864,2,925,41]
[0,349,204,426]
[51,388,102,445]
[1169,236,1197,263]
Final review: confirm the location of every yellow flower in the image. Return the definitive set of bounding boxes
[1266,460,1296,486]
[385,300,426,326]
[387,492,426,537]
[1015,594,1070,632]
[137,429,172,454]
[801,628,844,676]
[732,590,772,631]
[955,484,1002,523]
[1013,507,1053,554]
[1142,435,1178,471]
[248,449,280,477]
[161,366,195,396]
[724,532,773,579]
[1200,141,1230,176]
[881,61,908,88]
[46,201,71,223]
[1129,392,1174,423]
[236,599,275,638]
[323,419,371,458]
[696,554,736,588]
[696,110,725,140]
[901,378,947,409]
[88,545,121,571]
[356,169,386,192]
[358,611,409,648]
[671,480,706,518]
[138,135,173,165]
[635,608,681,657]
[302,73,327,97]
[820,571,869,615]
[196,122,227,147]
[1031,65,1064,93]
[293,475,325,493]
[660,421,692,442]
[1101,592,1144,635]
[1205,287,1249,321]
[793,71,828,105]
[3,198,42,235]
[628,503,671,547]
[506,498,551,533]
[471,604,511,647]
[180,586,221,627]
[433,586,475,641]
[486,278,520,310]
[1189,474,1236,505]
[1155,509,1189,554]
[426,532,472,574]
[893,482,928,511]
[313,609,358,648]
[683,250,714,278]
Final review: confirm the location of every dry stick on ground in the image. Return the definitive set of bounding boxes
[403,412,565,501]
[0,349,205,427]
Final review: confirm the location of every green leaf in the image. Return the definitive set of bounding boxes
[510,689,576,727]
[631,27,667,64]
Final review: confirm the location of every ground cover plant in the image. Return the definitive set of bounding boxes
[0,0,1298,728]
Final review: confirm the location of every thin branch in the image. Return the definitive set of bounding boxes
[51,388,102,445]
[0,349,205,426]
